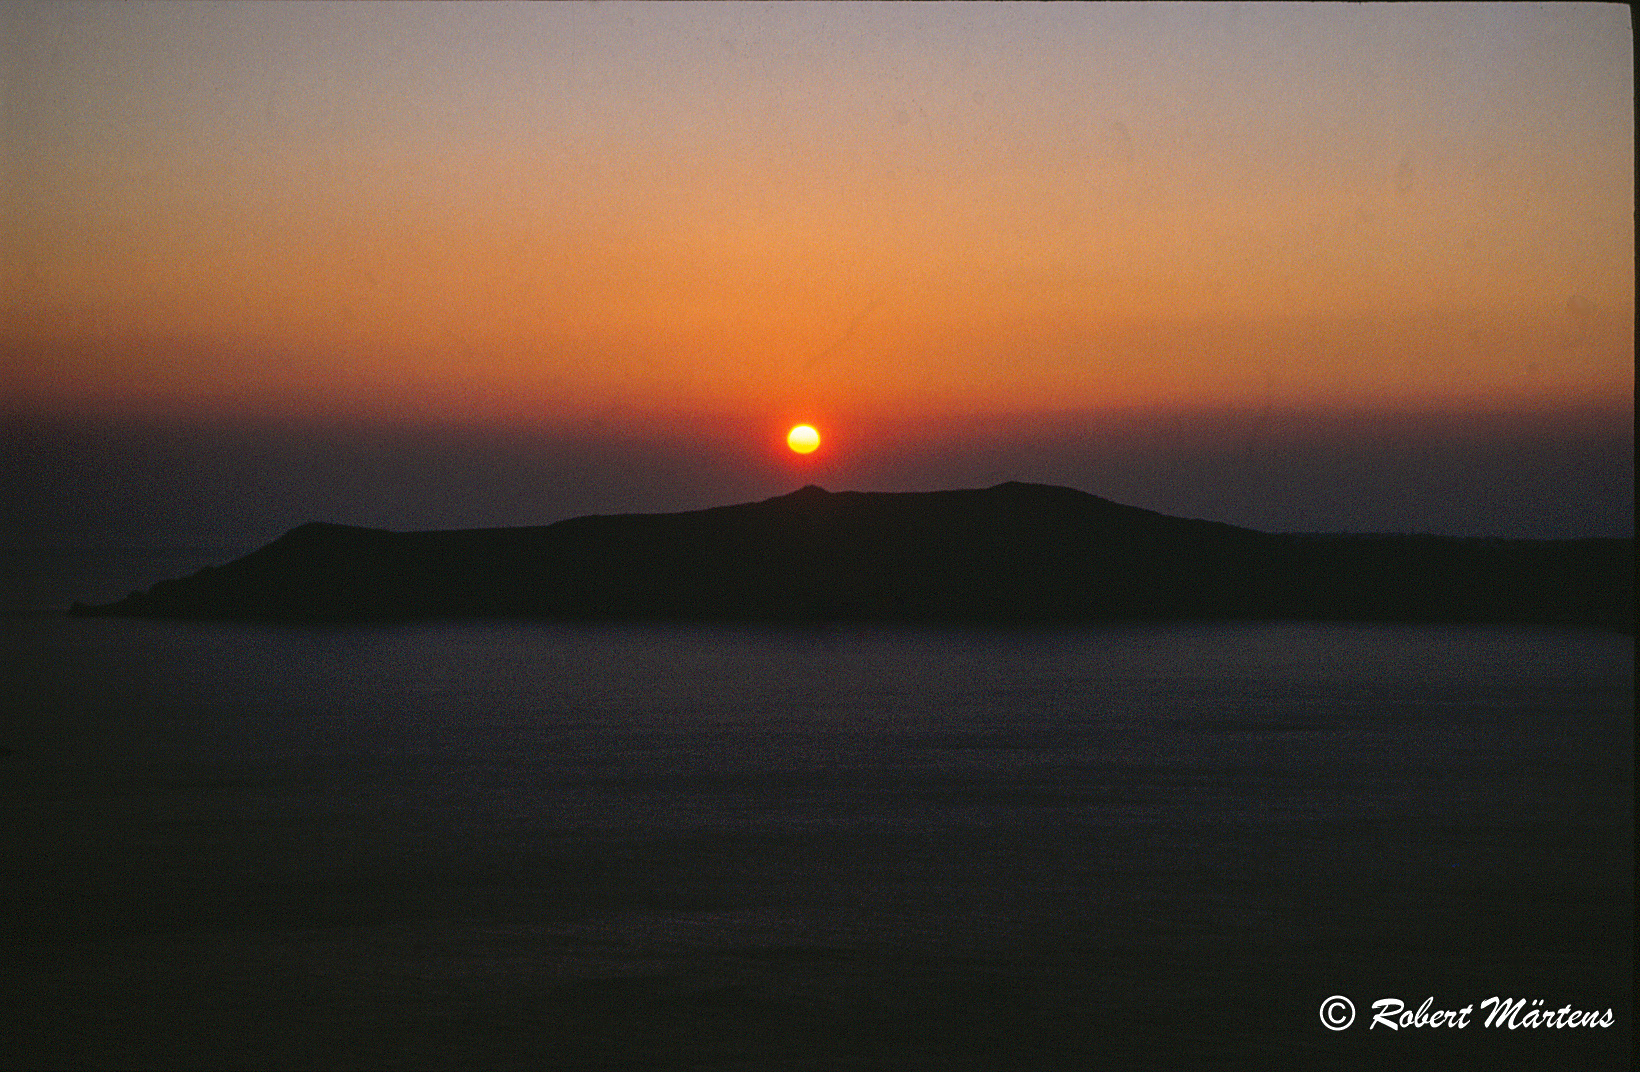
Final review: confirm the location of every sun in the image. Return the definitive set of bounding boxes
[786,424,821,454]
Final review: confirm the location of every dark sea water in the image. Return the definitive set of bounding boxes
[2,553,1632,1069]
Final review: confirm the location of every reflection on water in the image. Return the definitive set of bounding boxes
[1,593,1632,1068]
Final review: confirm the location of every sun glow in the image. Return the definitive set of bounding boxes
[787,424,821,454]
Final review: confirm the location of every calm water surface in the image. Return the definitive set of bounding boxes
[2,555,1631,1069]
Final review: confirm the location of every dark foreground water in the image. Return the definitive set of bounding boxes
[1,556,1631,1069]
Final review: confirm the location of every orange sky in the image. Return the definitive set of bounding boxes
[4,2,1634,432]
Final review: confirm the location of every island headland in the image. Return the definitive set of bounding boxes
[69,482,1633,631]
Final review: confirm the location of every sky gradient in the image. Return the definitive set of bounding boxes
[4,2,1633,543]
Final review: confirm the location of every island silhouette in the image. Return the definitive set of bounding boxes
[70,482,1633,631]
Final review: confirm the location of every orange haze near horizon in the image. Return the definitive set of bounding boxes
[4,3,1633,439]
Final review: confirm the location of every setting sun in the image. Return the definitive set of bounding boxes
[787,424,821,454]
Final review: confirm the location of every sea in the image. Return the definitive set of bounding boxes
[2,550,1632,1070]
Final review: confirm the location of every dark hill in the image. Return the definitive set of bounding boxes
[69,482,1633,630]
